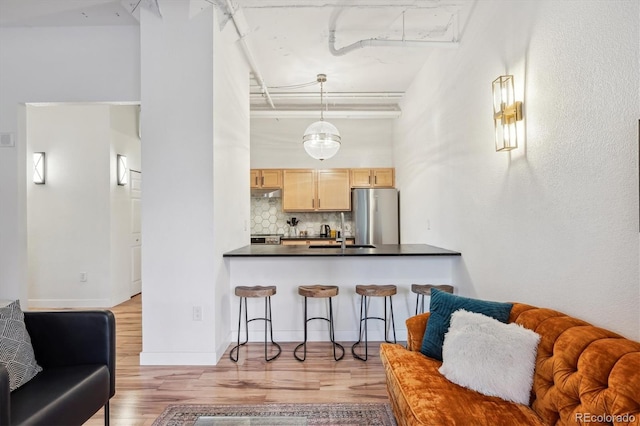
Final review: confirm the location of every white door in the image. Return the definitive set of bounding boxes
[130,171,142,296]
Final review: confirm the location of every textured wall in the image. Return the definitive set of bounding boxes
[394,0,640,339]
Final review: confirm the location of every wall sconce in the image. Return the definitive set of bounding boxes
[33,152,46,184]
[117,154,128,186]
[492,75,523,151]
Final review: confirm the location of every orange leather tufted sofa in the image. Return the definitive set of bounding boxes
[380,302,640,425]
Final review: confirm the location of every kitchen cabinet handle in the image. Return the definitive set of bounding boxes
[255,176,258,186]
[312,199,315,208]
[318,198,320,208]
[261,176,264,186]
[368,175,371,184]
[374,175,378,185]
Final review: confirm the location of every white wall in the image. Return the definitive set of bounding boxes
[394,0,640,339]
[26,104,140,308]
[0,26,139,304]
[27,105,110,306]
[140,1,249,365]
[251,118,394,168]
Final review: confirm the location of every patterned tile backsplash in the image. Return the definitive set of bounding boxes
[251,197,353,237]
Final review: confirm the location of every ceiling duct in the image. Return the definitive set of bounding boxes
[328,30,459,56]
[328,6,460,57]
[224,0,275,109]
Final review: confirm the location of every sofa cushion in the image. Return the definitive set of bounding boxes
[10,364,109,425]
[420,289,512,361]
[0,300,42,391]
[380,343,546,425]
[509,305,640,425]
[439,310,540,405]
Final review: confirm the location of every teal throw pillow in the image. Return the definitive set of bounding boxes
[420,289,513,361]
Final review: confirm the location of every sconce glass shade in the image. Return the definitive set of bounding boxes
[33,152,45,184]
[492,75,523,152]
[302,120,341,160]
[117,154,128,185]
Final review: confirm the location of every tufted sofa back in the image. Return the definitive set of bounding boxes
[509,303,640,425]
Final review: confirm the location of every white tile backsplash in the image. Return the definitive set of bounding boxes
[251,197,352,237]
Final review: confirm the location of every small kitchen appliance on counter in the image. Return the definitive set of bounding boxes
[250,234,282,245]
[320,224,331,237]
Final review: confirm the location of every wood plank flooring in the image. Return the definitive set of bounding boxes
[85,295,392,425]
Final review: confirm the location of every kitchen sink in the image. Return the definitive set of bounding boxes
[308,244,376,249]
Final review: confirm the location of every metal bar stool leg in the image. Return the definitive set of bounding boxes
[294,297,309,361]
[385,295,397,344]
[230,296,248,362]
[352,294,370,361]
[328,296,345,361]
[264,295,281,361]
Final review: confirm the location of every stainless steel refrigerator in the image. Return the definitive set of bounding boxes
[352,188,399,245]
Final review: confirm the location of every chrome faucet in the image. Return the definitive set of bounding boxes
[340,212,346,250]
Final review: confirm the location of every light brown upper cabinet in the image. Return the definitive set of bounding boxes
[350,168,395,188]
[282,169,316,211]
[282,169,351,212]
[316,169,351,211]
[250,169,282,189]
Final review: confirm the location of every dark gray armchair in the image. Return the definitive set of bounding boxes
[0,310,115,426]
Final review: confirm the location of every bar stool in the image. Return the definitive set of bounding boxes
[230,285,281,362]
[352,284,397,361]
[412,284,454,315]
[294,285,345,361]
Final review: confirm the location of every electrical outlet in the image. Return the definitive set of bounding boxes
[192,306,202,321]
[79,272,88,282]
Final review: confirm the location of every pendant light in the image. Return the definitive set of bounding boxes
[302,74,341,160]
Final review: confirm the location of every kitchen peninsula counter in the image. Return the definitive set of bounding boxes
[223,243,461,346]
[223,243,460,257]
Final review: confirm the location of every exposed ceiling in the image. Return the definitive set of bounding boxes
[0,0,475,116]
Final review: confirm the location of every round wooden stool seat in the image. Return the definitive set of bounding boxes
[355,284,397,297]
[411,284,453,296]
[235,285,277,298]
[298,285,339,298]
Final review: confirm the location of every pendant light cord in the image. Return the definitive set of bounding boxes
[320,79,324,121]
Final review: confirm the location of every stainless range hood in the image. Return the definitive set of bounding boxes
[250,188,282,198]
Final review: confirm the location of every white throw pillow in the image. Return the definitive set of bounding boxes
[439,309,540,405]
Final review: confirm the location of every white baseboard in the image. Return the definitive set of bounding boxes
[27,298,112,309]
[139,351,219,366]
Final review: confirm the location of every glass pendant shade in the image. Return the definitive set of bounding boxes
[302,120,341,160]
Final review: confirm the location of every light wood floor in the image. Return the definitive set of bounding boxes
[85,295,392,425]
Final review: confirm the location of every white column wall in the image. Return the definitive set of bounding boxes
[0,26,139,304]
[212,23,251,355]
[394,0,640,339]
[140,1,249,365]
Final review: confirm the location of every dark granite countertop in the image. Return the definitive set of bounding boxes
[280,236,354,241]
[223,244,461,257]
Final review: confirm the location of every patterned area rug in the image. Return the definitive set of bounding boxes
[153,402,397,426]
